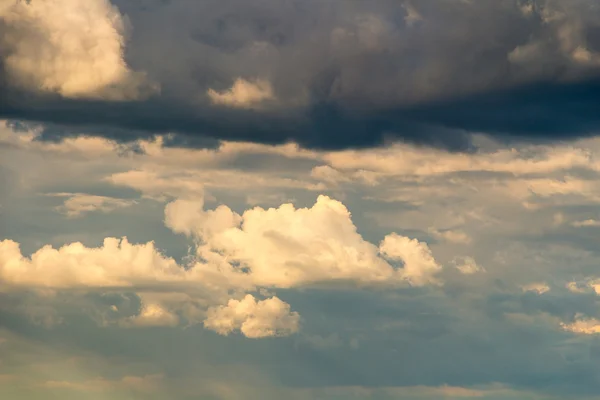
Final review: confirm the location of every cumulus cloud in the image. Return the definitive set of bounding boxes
[0,192,444,336]
[0,0,156,100]
[121,302,179,328]
[428,228,472,245]
[165,195,443,288]
[8,119,600,395]
[207,78,275,109]
[379,233,442,286]
[164,197,241,240]
[204,294,300,338]
[0,194,443,293]
[0,237,182,288]
[108,166,325,202]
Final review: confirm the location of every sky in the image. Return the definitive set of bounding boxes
[2,0,600,399]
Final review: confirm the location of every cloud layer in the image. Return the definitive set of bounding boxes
[0,179,444,338]
[2,0,600,149]
[5,121,600,398]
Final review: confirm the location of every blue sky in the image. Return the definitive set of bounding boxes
[2,1,600,399]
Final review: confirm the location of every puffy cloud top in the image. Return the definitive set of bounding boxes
[0,193,443,337]
[0,0,155,100]
[165,195,443,288]
[204,294,300,338]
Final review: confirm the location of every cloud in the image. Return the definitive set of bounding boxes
[208,78,276,109]
[165,195,443,288]
[121,302,179,328]
[108,170,206,200]
[0,191,445,337]
[0,237,182,288]
[2,0,600,149]
[561,314,600,334]
[0,194,443,292]
[521,282,551,294]
[379,233,442,286]
[48,192,137,218]
[0,0,156,100]
[204,294,300,338]
[566,281,590,293]
[453,256,484,275]
[8,120,600,396]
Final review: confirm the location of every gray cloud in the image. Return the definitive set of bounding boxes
[2,0,600,149]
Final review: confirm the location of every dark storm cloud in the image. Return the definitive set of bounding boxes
[2,0,600,149]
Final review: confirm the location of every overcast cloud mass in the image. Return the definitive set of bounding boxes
[0,0,600,149]
[3,1,600,399]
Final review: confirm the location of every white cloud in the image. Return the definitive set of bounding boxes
[0,0,156,100]
[379,233,442,286]
[108,168,325,201]
[9,120,600,392]
[166,195,443,288]
[0,237,183,288]
[310,165,352,185]
[49,192,137,218]
[453,256,484,275]
[204,294,300,338]
[164,198,241,240]
[207,78,275,109]
[0,193,445,336]
[509,2,600,78]
[2,190,445,294]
